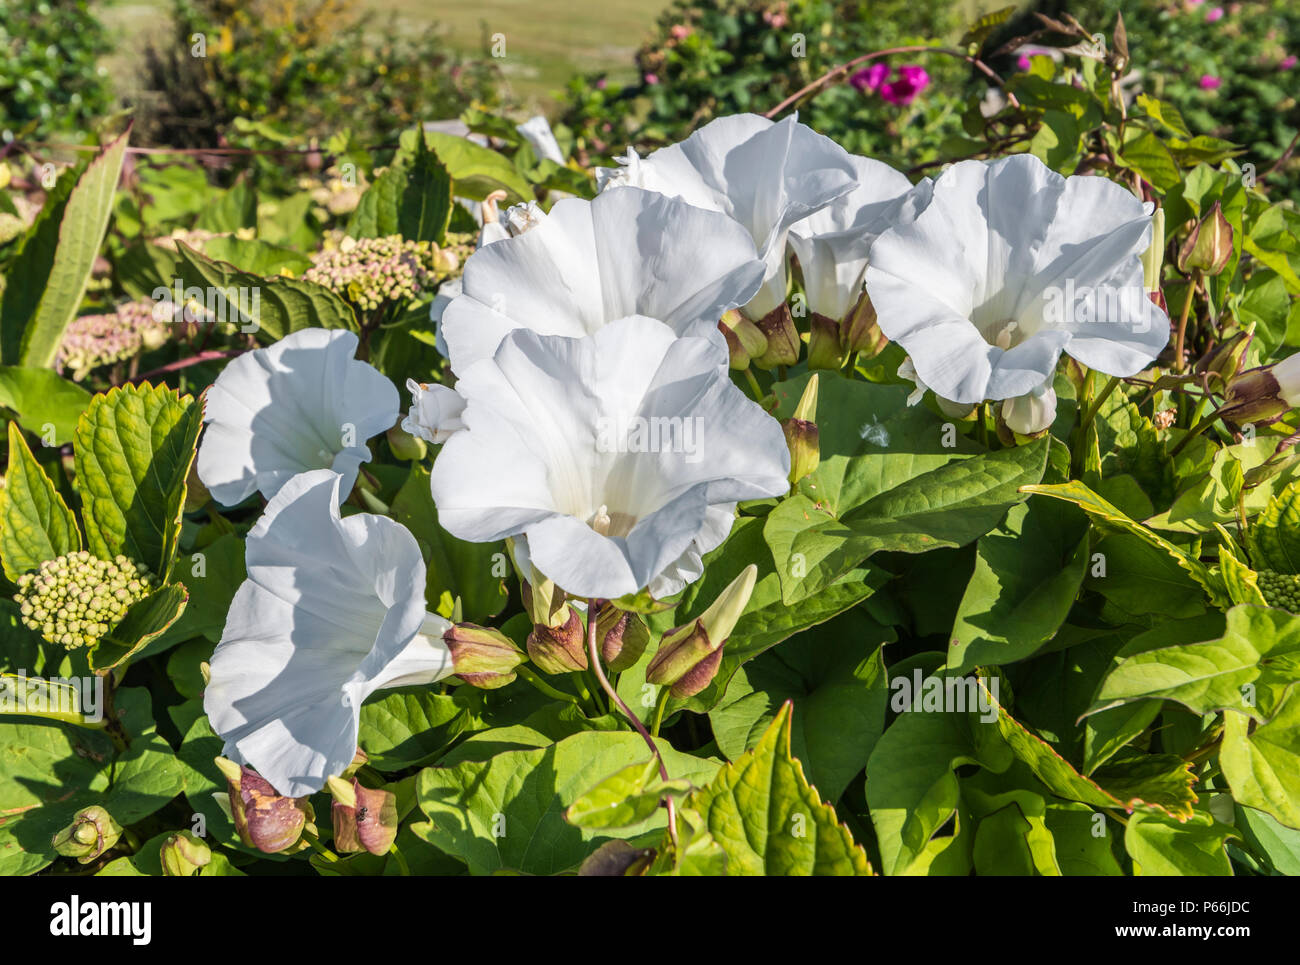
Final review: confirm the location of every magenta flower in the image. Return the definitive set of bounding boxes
[1017,54,1032,72]
[1282,54,1297,70]
[644,72,659,86]
[1199,74,1223,90]
[1206,6,1224,21]
[849,62,890,93]
[880,65,929,106]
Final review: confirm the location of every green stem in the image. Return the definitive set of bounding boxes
[742,367,764,402]
[389,843,410,876]
[651,687,671,738]
[1169,405,1229,458]
[301,829,339,863]
[1071,375,1121,476]
[1174,272,1200,374]
[516,666,581,707]
[975,402,989,449]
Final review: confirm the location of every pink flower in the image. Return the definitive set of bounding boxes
[596,77,607,90]
[670,24,692,40]
[880,65,929,106]
[1206,6,1224,21]
[1187,0,1204,5]
[644,72,659,86]
[1282,54,1297,70]
[1199,74,1223,90]
[849,62,890,93]
[1017,54,1032,72]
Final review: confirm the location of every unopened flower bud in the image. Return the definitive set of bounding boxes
[386,423,427,461]
[646,564,756,697]
[841,292,886,356]
[328,776,398,855]
[1178,201,1233,276]
[1199,325,1254,384]
[219,758,314,854]
[527,604,588,674]
[160,831,212,876]
[52,806,122,864]
[719,309,767,370]
[999,381,1058,439]
[1141,206,1165,292]
[751,303,800,370]
[806,313,842,370]
[1220,354,1300,425]
[443,623,525,689]
[780,375,820,484]
[594,603,650,672]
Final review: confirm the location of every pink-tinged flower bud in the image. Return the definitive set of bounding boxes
[443,623,525,689]
[806,313,843,370]
[160,831,212,876]
[1220,354,1300,425]
[646,564,756,697]
[1198,325,1253,383]
[1177,201,1234,275]
[718,309,767,370]
[527,604,588,674]
[780,376,820,484]
[751,303,800,370]
[327,776,398,855]
[594,603,650,672]
[841,291,886,356]
[217,757,314,854]
[52,806,122,864]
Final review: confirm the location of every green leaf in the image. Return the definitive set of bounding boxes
[151,534,245,648]
[172,242,357,342]
[949,498,1088,673]
[403,128,532,202]
[1112,127,1180,192]
[358,688,479,771]
[708,610,891,801]
[1,128,131,368]
[1029,110,1084,174]
[0,422,80,581]
[1235,803,1300,874]
[1024,480,1229,607]
[350,133,452,243]
[415,730,718,875]
[74,382,203,581]
[390,466,508,622]
[682,703,872,875]
[1125,810,1235,876]
[194,181,256,232]
[1087,532,1209,619]
[1088,605,1300,722]
[89,582,189,673]
[0,366,91,444]
[1135,94,1191,138]
[1250,480,1300,574]
[1221,692,1300,829]
[199,236,313,276]
[566,758,689,830]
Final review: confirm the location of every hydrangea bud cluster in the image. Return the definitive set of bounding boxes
[303,234,465,312]
[1257,570,1300,612]
[57,299,170,380]
[15,551,157,650]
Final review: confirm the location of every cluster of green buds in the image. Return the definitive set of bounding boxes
[303,234,461,312]
[15,552,157,650]
[56,299,171,381]
[52,806,122,864]
[1257,570,1300,612]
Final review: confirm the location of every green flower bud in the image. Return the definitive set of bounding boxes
[1198,324,1254,385]
[780,375,820,485]
[1178,201,1234,276]
[328,776,398,855]
[444,623,525,689]
[160,830,212,876]
[806,313,843,370]
[526,605,588,674]
[646,564,756,698]
[1220,354,1300,426]
[718,310,767,370]
[386,423,427,462]
[13,551,156,650]
[594,603,650,672]
[52,806,123,864]
[751,304,800,370]
[841,291,886,357]
[1141,206,1165,292]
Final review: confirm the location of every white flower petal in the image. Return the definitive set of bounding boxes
[197,328,398,505]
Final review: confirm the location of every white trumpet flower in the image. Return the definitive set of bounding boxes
[598,113,858,320]
[865,154,1169,409]
[429,316,790,600]
[197,328,398,506]
[204,470,454,797]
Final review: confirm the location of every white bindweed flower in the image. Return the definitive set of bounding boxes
[438,186,764,373]
[516,115,565,164]
[204,470,454,798]
[1001,377,1058,436]
[197,328,398,506]
[598,113,858,320]
[429,316,790,600]
[865,154,1169,407]
[402,378,466,444]
[788,158,933,323]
